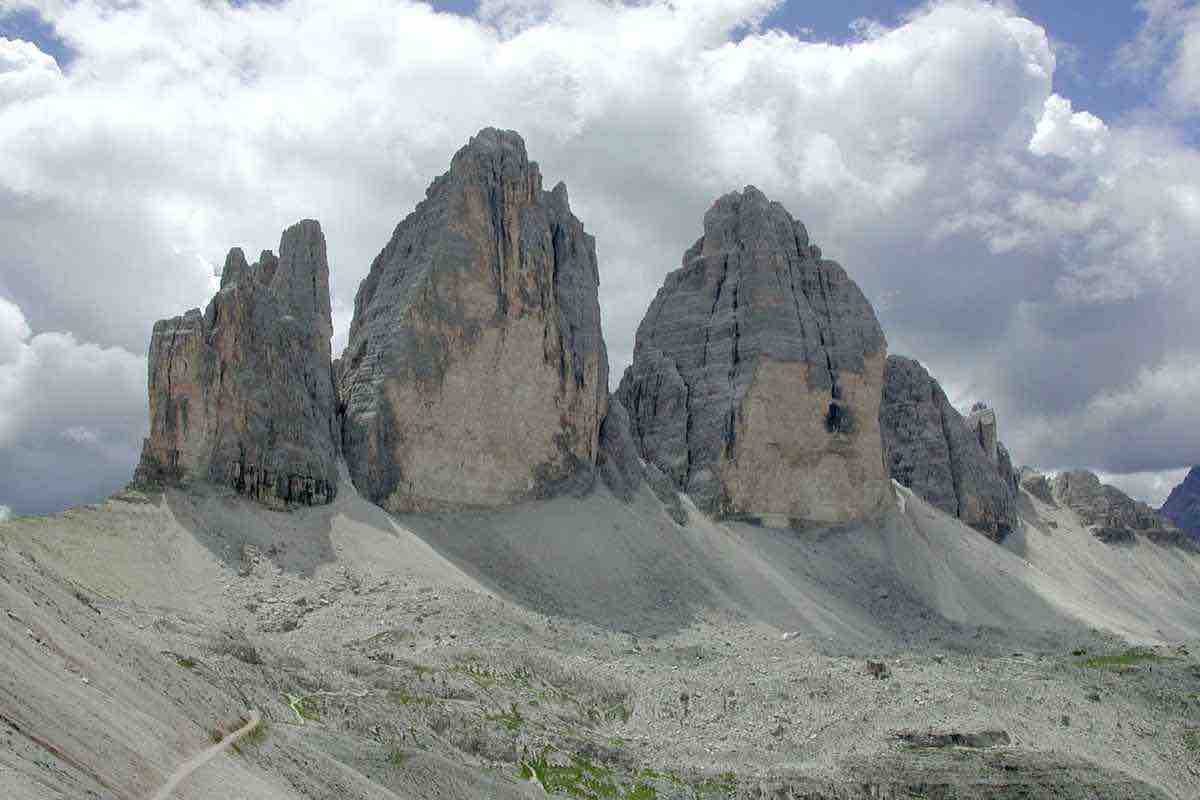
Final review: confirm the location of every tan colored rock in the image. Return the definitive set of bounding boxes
[135,221,339,509]
[617,187,891,526]
[338,129,608,512]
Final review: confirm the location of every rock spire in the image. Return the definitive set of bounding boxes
[336,128,609,512]
[616,186,892,526]
[135,220,339,508]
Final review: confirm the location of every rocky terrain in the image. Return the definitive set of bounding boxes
[4,128,1200,800]
[1045,469,1191,546]
[1163,467,1200,540]
[879,357,1018,541]
[616,187,891,526]
[135,221,339,509]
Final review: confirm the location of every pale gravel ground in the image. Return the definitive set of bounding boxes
[1,474,1199,799]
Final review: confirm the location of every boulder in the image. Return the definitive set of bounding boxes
[616,186,891,526]
[135,221,339,508]
[879,356,1018,540]
[337,129,608,512]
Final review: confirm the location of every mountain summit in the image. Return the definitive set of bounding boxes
[336,128,609,512]
[617,186,891,526]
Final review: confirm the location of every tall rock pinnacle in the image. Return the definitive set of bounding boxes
[616,187,891,526]
[135,220,340,508]
[337,128,609,512]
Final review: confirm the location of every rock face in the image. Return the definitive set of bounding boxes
[1052,470,1175,544]
[616,187,891,526]
[879,356,1018,540]
[1019,467,1056,506]
[135,221,339,508]
[337,129,608,512]
[1161,467,1200,540]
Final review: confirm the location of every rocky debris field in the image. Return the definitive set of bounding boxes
[3,479,1200,799]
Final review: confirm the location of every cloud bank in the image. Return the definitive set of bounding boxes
[0,0,1197,512]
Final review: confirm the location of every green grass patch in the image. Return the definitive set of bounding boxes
[387,747,409,767]
[176,657,196,669]
[1185,729,1200,753]
[283,692,321,722]
[1079,647,1175,669]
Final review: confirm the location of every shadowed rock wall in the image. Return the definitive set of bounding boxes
[135,221,339,508]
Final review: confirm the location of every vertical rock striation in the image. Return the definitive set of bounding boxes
[135,221,339,508]
[879,356,1018,541]
[616,186,891,526]
[337,129,609,512]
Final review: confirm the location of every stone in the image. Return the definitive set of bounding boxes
[616,186,891,526]
[1161,466,1200,541]
[134,220,339,509]
[879,356,1018,540]
[1052,470,1179,544]
[337,129,608,512]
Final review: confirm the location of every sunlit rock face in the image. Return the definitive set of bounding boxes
[617,187,891,527]
[337,129,609,512]
[880,357,1018,541]
[136,220,339,509]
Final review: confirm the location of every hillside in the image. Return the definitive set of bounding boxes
[2,474,1198,798]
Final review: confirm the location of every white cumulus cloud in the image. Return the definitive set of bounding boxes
[0,0,1194,510]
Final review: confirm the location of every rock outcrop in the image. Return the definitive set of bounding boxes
[1052,470,1177,544]
[879,356,1018,540]
[337,129,608,512]
[135,220,339,508]
[616,186,891,526]
[1162,467,1200,540]
[1019,466,1056,506]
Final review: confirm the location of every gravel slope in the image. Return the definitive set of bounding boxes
[1,475,1197,798]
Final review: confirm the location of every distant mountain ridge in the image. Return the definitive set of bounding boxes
[1162,466,1200,541]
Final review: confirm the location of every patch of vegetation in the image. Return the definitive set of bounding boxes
[1185,729,1200,753]
[451,662,499,689]
[1079,647,1175,670]
[388,687,436,706]
[487,703,525,732]
[520,753,622,798]
[176,657,196,669]
[387,747,409,767]
[284,692,321,722]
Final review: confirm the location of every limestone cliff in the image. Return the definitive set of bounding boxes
[337,129,609,512]
[879,356,1017,540]
[616,187,891,526]
[135,221,339,508]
